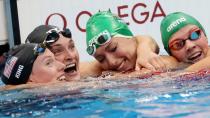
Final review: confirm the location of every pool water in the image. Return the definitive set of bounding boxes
[0,69,210,118]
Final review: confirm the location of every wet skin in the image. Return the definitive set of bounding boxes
[94,37,137,72]
[169,25,208,64]
[49,35,80,81]
[29,49,65,83]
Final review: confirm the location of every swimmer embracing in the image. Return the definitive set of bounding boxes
[26,13,172,79]
[85,10,178,72]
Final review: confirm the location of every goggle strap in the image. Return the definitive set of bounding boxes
[46,40,55,43]
[113,34,132,38]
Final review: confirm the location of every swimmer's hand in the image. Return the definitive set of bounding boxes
[135,52,168,71]
[135,35,171,71]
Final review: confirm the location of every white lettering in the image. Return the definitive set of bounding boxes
[15,65,24,79]
[167,17,186,32]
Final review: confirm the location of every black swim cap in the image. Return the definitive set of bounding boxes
[25,25,58,43]
[0,43,40,85]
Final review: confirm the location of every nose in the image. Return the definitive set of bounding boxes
[106,54,118,70]
[185,40,196,53]
[64,49,75,62]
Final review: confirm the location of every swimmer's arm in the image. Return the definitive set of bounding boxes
[80,60,104,78]
[135,35,159,54]
[135,35,169,71]
[158,55,188,70]
[185,56,210,71]
[0,83,43,91]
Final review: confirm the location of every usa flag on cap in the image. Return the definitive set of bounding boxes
[3,56,18,79]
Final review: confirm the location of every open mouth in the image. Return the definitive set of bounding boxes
[57,75,66,81]
[64,63,77,73]
[188,51,202,62]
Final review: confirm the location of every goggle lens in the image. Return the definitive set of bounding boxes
[86,45,95,55]
[97,34,109,45]
[189,30,200,40]
[45,31,59,45]
[62,28,72,38]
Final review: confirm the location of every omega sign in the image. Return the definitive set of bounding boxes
[45,1,166,32]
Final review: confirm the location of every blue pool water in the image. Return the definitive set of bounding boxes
[0,70,210,118]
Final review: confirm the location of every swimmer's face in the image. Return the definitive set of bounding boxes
[29,49,65,83]
[49,35,80,81]
[169,25,208,63]
[93,37,137,72]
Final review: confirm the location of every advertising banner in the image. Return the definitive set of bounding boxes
[17,0,210,61]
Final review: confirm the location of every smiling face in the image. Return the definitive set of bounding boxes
[29,49,65,83]
[169,25,208,63]
[49,34,80,81]
[93,37,137,72]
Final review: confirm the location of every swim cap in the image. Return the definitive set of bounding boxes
[26,25,58,43]
[0,44,41,85]
[160,12,205,54]
[86,11,133,48]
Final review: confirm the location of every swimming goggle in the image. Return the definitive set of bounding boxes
[33,43,46,55]
[86,30,112,55]
[169,30,201,50]
[43,28,72,46]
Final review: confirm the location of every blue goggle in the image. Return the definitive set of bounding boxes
[34,43,46,55]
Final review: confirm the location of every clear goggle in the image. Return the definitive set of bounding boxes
[86,30,112,55]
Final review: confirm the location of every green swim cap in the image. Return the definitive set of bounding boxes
[86,11,133,49]
[160,12,205,54]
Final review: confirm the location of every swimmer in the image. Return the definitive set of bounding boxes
[0,43,65,85]
[160,12,210,71]
[26,25,102,80]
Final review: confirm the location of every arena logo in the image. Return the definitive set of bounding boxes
[167,17,186,32]
[45,1,166,32]
[15,65,24,79]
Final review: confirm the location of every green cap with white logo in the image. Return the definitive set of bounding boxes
[86,11,133,49]
[160,12,205,54]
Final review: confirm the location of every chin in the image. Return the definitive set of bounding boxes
[66,74,80,81]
